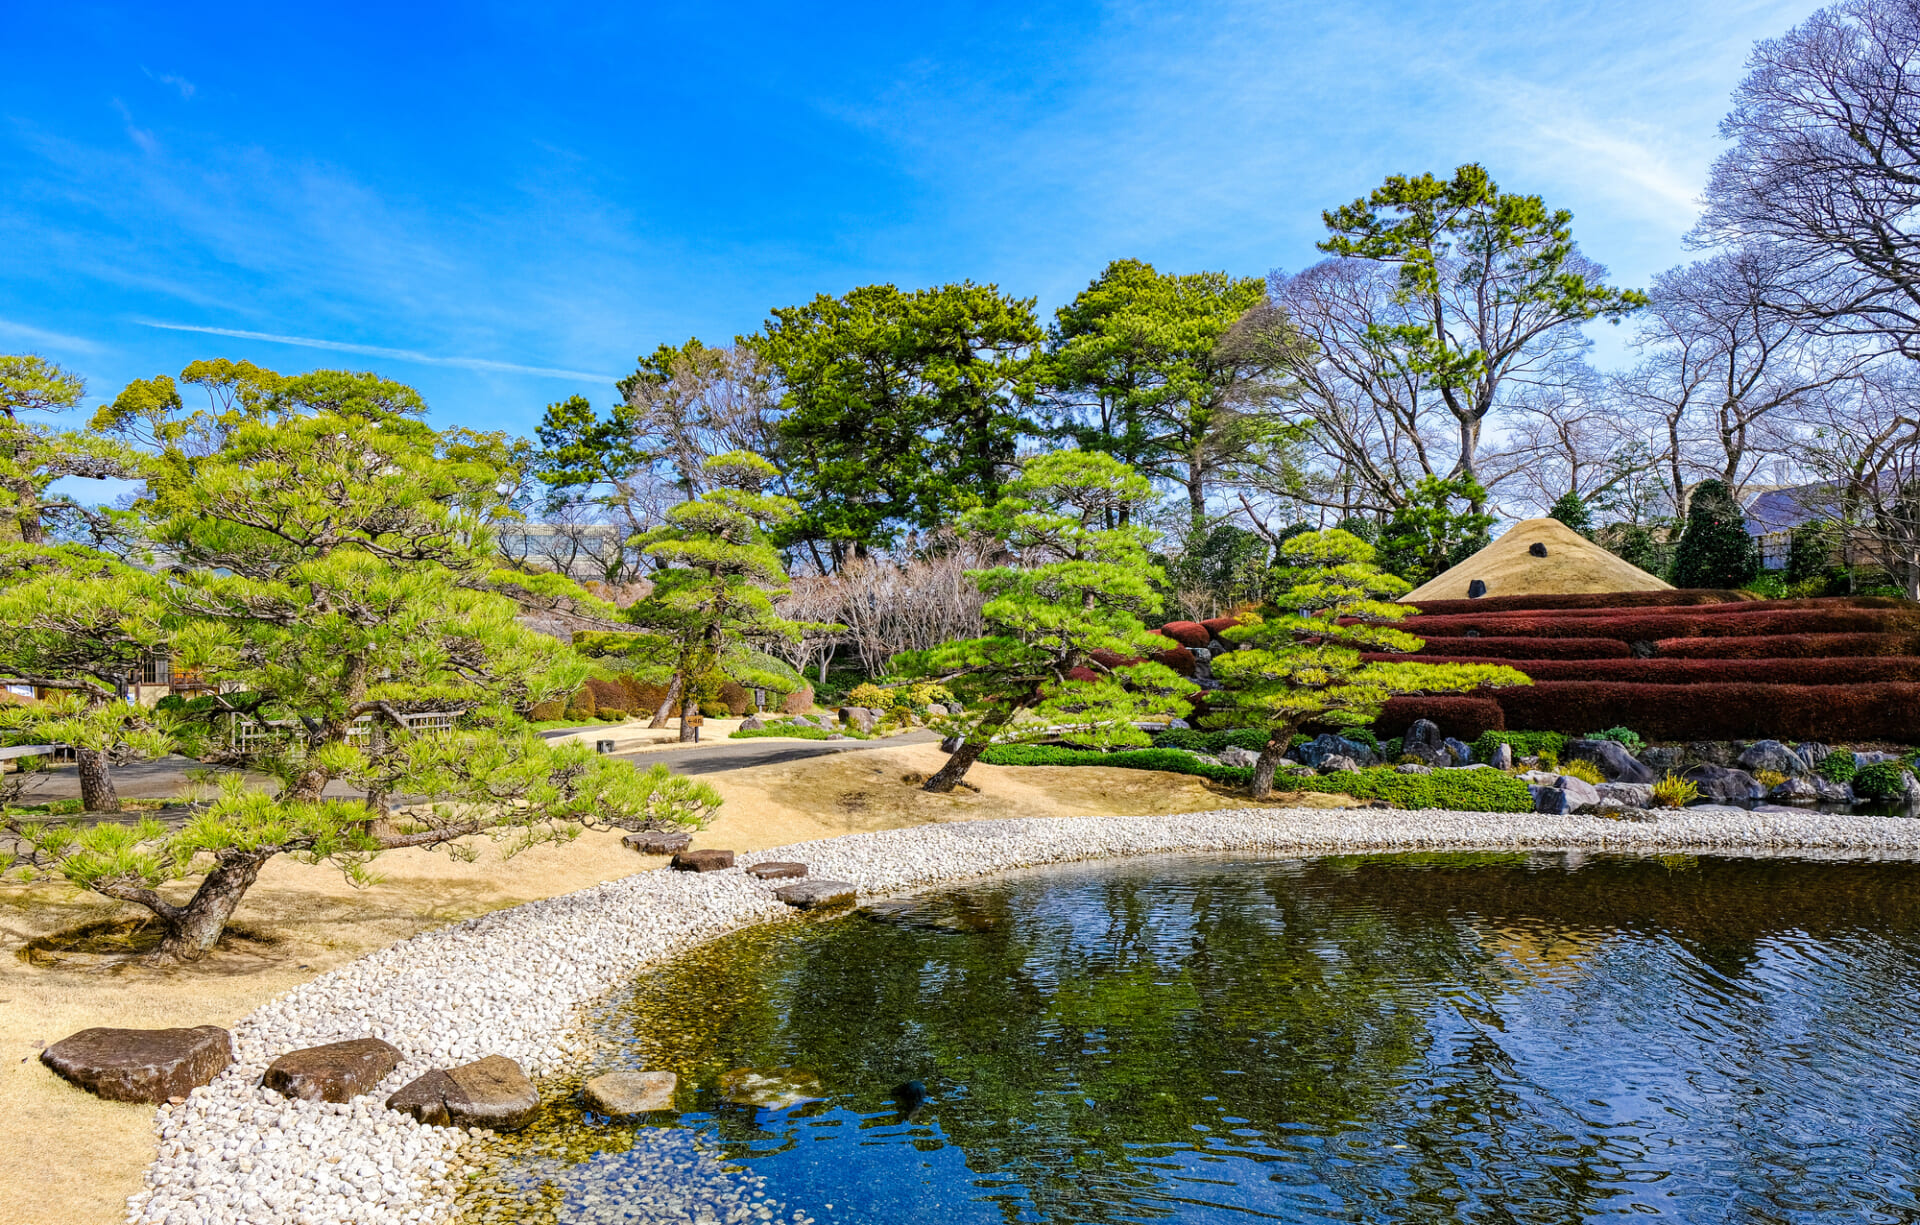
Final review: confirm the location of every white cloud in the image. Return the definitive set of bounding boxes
[137,320,618,382]
[141,68,196,99]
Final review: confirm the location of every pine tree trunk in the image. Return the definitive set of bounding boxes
[649,674,682,729]
[1249,736,1293,800]
[154,853,273,962]
[75,746,120,812]
[923,737,989,793]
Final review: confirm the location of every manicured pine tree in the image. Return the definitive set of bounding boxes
[1670,478,1761,589]
[1208,529,1530,798]
[1546,490,1593,537]
[898,451,1190,793]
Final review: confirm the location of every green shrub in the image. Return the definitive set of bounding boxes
[527,699,567,722]
[1379,737,1403,759]
[977,745,1532,811]
[1472,730,1567,763]
[1560,759,1606,785]
[565,686,596,720]
[1816,752,1857,784]
[1855,762,1909,800]
[728,721,867,741]
[1650,773,1700,808]
[1586,726,1643,752]
[1152,728,1269,754]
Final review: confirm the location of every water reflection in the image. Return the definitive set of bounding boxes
[475,853,1920,1223]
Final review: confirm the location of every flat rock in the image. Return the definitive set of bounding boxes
[583,1070,677,1115]
[262,1037,402,1103]
[1597,782,1655,809]
[746,861,807,880]
[718,1067,824,1111]
[671,849,735,872]
[775,879,857,909]
[41,1025,232,1104]
[386,1055,539,1130]
[623,829,692,855]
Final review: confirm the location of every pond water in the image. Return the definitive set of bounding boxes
[468,853,1920,1224]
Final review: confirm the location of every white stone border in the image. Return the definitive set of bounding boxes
[127,805,1920,1224]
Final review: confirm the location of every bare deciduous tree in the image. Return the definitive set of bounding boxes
[1785,363,1920,598]
[778,536,992,680]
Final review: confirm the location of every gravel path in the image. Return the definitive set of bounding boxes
[126,804,1920,1225]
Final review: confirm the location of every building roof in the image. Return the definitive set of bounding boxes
[1400,517,1672,602]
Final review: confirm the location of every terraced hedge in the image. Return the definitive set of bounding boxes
[1651,632,1920,659]
[1385,656,1920,684]
[1492,681,1919,741]
[1410,589,1756,615]
[1404,636,1633,660]
[1374,696,1507,741]
[1409,606,1920,641]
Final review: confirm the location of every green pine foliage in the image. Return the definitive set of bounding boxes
[1547,491,1593,536]
[1376,476,1496,584]
[1206,529,1530,797]
[896,451,1191,791]
[1671,479,1761,589]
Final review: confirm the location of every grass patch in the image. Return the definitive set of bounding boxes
[729,722,868,741]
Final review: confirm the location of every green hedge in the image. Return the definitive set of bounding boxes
[728,722,868,741]
[1856,761,1910,800]
[978,745,1532,811]
[1472,730,1569,762]
[1151,728,1271,754]
[1816,751,1858,784]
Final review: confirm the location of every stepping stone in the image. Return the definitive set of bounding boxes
[774,879,856,910]
[718,1066,823,1111]
[671,849,734,872]
[746,861,807,880]
[41,1025,232,1104]
[583,1070,677,1115]
[387,1054,539,1130]
[622,829,692,855]
[263,1037,402,1103]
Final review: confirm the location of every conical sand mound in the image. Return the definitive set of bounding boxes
[1401,517,1671,603]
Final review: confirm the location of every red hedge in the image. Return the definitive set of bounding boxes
[1409,607,1920,641]
[1415,595,1908,620]
[1089,649,1141,669]
[1408,636,1633,659]
[1159,621,1212,648]
[1199,615,1246,637]
[1154,646,1197,677]
[1492,681,1920,741]
[1384,655,1920,685]
[1654,632,1920,659]
[1410,589,1757,615]
[1375,696,1507,741]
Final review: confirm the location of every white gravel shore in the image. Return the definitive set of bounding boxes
[126,804,1920,1225]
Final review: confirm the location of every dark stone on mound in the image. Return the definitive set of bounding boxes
[263,1037,403,1103]
[623,829,692,855]
[774,879,857,909]
[747,861,807,880]
[671,848,735,872]
[41,1025,232,1104]
[387,1054,539,1130]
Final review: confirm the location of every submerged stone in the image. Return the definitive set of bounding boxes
[387,1054,539,1130]
[584,1070,677,1115]
[718,1066,824,1111]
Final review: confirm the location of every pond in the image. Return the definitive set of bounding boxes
[464,852,1920,1224]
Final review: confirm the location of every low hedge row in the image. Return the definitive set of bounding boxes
[1470,730,1569,762]
[1652,633,1920,659]
[1492,681,1920,741]
[1392,655,1920,684]
[1374,696,1507,741]
[1412,593,1904,618]
[1409,590,1756,615]
[975,745,1532,810]
[1407,636,1633,660]
[1409,607,1920,641]
[1152,728,1271,754]
[728,721,868,741]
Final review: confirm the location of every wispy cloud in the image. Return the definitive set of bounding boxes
[141,68,195,99]
[110,98,159,154]
[138,321,617,382]
[0,317,102,353]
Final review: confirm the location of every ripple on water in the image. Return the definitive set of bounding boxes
[467,851,1920,1224]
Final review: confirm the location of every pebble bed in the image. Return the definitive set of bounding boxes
[129,804,1920,1225]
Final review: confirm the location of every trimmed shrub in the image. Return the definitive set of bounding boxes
[781,684,815,715]
[1411,590,1757,615]
[1587,726,1644,751]
[729,720,867,741]
[527,698,567,721]
[1404,637,1633,660]
[1159,621,1212,649]
[1671,478,1760,589]
[1154,646,1198,677]
[975,745,1532,810]
[1654,633,1920,659]
[1199,615,1247,637]
[565,686,596,720]
[1408,606,1920,641]
[718,681,752,716]
[1374,696,1506,741]
[1417,594,1907,620]
[1390,655,1920,684]
[1817,752,1857,784]
[1492,681,1920,741]
[1089,649,1141,669]
[1472,730,1568,762]
[585,677,630,715]
[1855,762,1909,800]
[1152,728,1271,754]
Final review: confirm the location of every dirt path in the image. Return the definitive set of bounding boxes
[1,744,1354,1225]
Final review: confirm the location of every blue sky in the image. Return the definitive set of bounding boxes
[2,0,1824,439]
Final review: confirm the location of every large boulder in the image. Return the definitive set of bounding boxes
[1318,753,1362,774]
[1442,738,1474,767]
[386,1055,539,1130]
[1856,750,1905,768]
[1403,719,1444,754]
[1795,741,1832,770]
[1737,740,1809,778]
[263,1038,401,1103]
[840,707,877,734]
[1767,777,1821,806]
[939,734,965,755]
[41,1026,232,1104]
[1530,776,1601,814]
[1396,762,1434,775]
[924,703,949,718]
[1217,745,1261,769]
[738,715,767,732]
[1687,741,1737,767]
[1638,746,1686,776]
[1298,733,1377,769]
[1680,764,1763,804]
[1565,740,1655,784]
[583,1070,677,1115]
[1596,782,1654,809]
[1488,742,1514,771]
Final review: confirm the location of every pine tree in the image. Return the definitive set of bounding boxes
[1546,491,1592,537]
[1208,530,1530,798]
[1671,479,1761,588]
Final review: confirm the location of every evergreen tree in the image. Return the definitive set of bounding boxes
[1671,479,1761,588]
[1208,530,1530,798]
[626,451,817,739]
[897,452,1190,793]
[1546,490,1593,536]
[1375,475,1494,584]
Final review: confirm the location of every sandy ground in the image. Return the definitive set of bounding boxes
[1,742,1351,1225]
